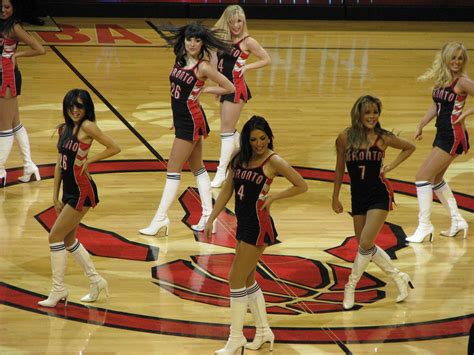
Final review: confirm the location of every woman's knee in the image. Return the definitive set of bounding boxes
[48,231,64,243]
[228,269,246,289]
[415,170,432,182]
[245,273,256,287]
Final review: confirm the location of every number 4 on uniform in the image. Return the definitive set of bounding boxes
[237,185,245,200]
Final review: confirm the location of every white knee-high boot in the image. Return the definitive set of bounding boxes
[139,173,180,236]
[13,123,41,183]
[371,245,414,302]
[407,181,435,243]
[38,242,68,307]
[211,132,236,188]
[191,167,216,233]
[216,287,248,355]
[233,130,240,152]
[432,180,468,238]
[343,246,375,310]
[66,239,108,302]
[246,282,274,351]
[0,128,14,186]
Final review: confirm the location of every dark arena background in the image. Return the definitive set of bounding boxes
[1,0,473,354]
[41,0,474,20]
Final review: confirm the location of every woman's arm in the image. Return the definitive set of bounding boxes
[260,155,307,211]
[382,134,416,174]
[79,121,121,174]
[209,51,218,69]
[204,171,235,237]
[457,76,474,97]
[239,37,271,76]
[53,153,63,214]
[12,24,46,64]
[199,61,235,96]
[332,132,346,214]
[453,107,474,124]
[414,102,437,141]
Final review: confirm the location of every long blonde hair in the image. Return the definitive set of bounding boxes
[214,5,249,42]
[418,42,468,88]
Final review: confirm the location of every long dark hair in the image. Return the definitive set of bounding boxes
[231,115,274,169]
[0,0,22,37]
[57,89,96,149]
[155,22,231,67]
[347,95,392,150]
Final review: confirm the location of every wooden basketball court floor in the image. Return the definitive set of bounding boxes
[0,17,473,354]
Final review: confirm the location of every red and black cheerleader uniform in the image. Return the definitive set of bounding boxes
[233,153,279,246]
[169,61,209,141]
[432,78,469,155]
[0,37,21,97]
[217,36,252,104]
[345,136,393,215]
[58,127,99,210]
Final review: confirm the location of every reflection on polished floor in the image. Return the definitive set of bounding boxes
[0,18,473,354]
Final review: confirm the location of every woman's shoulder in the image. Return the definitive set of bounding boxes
[197,59,211,69]
[457,75,473,85]
[10,22,25,39]
[79,120,98,134]
[57,123,67,135]
[240,36,258,50]
[195,60,212,78]
[265,152,288,170]
[337,128,350,141]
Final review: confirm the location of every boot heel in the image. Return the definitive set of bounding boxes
[38,290,69,308]
[33,169,41,181]
[18,165,41,183]
[191,215,216,234]
[408,281,414,289]
[0,170,6,187]
[269,339,274,351]
[429,233,434,242]
[139,217,170,236]
[462,227,468,239]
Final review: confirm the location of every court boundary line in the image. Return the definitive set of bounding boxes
[49,45,164,162]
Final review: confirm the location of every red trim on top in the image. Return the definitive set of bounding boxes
[72,142,97,210]
[186,80,206,141]
[0,57,16,97]
[255,177,276,246]
[231,50,250,103]
[449,95,468,155]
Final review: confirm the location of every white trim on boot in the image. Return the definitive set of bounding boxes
[38,243,68,307]
[192,167,216,233]
[215,287,248,355]
[13,124,41,182]
[372,245,414,303]
[433,180,468,238]
[343,246,375,310]
[211,132,235,188]
[139,173,180,236]
[66,239,108,302]
[407,181,434,243]
[246,282,274,351]
[0,129,14,186]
